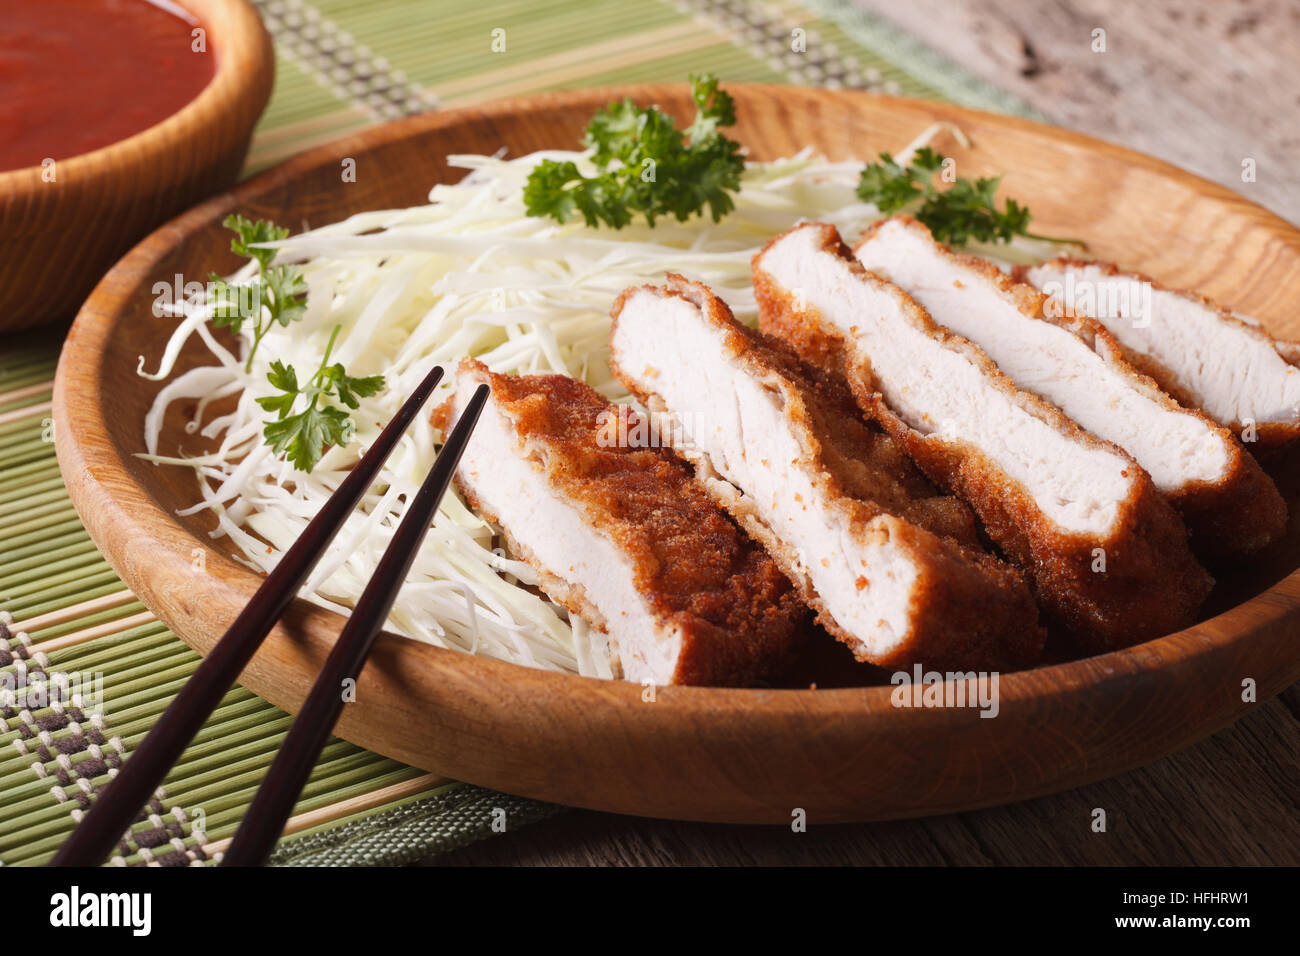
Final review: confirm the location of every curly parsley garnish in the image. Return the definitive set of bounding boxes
[208,215,308,372]
[856,147,1083,247]
[208,215,385,473]
[523,73,745,229]
[257,325,386,473]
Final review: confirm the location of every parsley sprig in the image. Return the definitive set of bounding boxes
[208,215,386,473]
[856,147,1083,247]
[256,325,386,473]
[208,215,307,372]
[523,73,745,229]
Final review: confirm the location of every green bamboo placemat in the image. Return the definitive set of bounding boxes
[0,0,1034,867]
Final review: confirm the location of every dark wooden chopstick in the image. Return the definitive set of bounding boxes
[220,382,490,866]
[49,365,448,867]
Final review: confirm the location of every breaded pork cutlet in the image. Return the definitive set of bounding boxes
[438,359,805,686]
[1022,258,1300,448]
[856,217,1286,557]
[753,222,1213,652]
[610,275,1044,670]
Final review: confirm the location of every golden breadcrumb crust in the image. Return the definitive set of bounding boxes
[610,275,1044,669]
[865,218,1285,557]
[439,359,806,686]
[1022,256,1300,449]
[754,222,1213,653]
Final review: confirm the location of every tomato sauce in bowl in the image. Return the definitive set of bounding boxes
[0,0,216,172]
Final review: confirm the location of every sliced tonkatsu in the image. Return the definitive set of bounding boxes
[438,359,805,686]
[1022,258,1300,448]
[753,222,1213,652]
[610,275,1044,670]
[855,217,1286,556]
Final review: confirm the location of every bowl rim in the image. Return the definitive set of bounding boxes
[51,84,1300,819]
[0,0,272,201]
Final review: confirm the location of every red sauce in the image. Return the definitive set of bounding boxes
[0,0,216,172]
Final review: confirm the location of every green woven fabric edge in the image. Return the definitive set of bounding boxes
[269,783,565,866]
[795,0,1047,119]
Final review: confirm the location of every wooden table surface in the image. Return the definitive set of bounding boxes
[867,0,1300,226]
[430,0,1300,866]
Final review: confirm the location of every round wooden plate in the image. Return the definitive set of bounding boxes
[54,85,1300,823]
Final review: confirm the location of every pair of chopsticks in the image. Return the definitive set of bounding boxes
[50,366,489,867]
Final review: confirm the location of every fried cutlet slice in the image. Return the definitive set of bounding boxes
[1022,257,1300,448]
[856,217,1285,557]
[438,359,805,686]
[753,222,1213,652]
[609,275,1044,670]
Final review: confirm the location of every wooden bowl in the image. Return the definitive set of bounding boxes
[0,0,273,331]
[53,85,1300,823]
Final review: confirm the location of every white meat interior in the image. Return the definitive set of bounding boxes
[1025,261,1300,428]
[759,227,1135,536]
[449,375,681,684]
[613,290,920,658]
[857,222,1231,492]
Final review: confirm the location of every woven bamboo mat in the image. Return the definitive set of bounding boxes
[0,0,1033,866]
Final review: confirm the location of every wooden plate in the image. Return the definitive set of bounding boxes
[53,85,1300,823]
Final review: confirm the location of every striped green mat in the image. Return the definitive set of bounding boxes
[0,0,1031,866]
